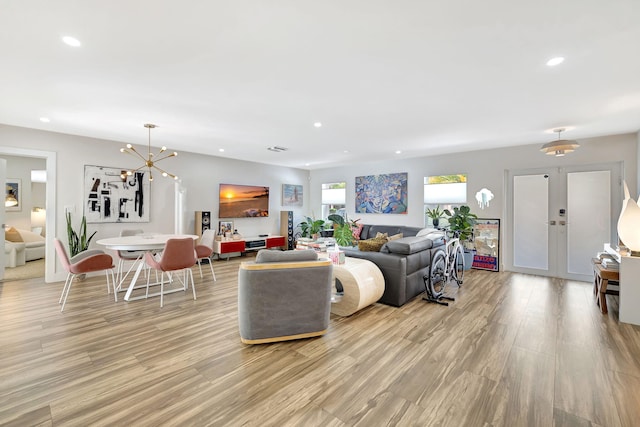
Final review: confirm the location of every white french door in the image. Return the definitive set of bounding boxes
[506,162,622,281]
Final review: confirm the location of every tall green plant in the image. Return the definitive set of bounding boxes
[444,205,478,245]
[66,211,97,257]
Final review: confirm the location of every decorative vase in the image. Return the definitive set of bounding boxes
[432,218,440,227]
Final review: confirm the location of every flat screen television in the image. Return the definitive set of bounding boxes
[219,184,269,218]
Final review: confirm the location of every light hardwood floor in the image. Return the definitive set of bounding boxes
[1,255,640,426]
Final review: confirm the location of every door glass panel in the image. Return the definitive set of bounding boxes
[513,174,549,269]
[567,170,611,275]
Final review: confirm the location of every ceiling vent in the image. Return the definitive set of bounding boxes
[267,146,288,152]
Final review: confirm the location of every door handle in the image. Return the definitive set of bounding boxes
[549,220,556,225]
[559,221,566,226]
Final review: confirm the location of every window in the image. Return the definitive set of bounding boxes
[322,182,346,219]
[424,174,467,226]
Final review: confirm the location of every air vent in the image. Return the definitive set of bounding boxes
[267,146,288,152]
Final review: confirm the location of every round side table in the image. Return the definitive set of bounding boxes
[331,257,384,316]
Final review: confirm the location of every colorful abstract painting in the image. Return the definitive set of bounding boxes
[355,172,408,214]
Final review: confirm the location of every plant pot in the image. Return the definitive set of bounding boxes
[320,229,334,237]
[432,218,440,227]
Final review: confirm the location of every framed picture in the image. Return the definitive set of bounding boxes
[5,178,21,212]
[472,218,500,271]
[282,184,303,207]
[219,220,234,236]
[355,172,408,214]
[84,165,150,223]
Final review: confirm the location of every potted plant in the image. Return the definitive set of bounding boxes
[426,205,446,227]
[65,211,96,257]
[327,214,360,247]
[444,205,478,269]
[298,216,326,240]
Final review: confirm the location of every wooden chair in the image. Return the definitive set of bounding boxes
[54,238,116,312]
[144,238,197,307]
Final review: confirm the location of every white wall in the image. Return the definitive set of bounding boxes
[0,124,309,282]
[310,133,637,227]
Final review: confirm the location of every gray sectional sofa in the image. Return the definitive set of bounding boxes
[342,224,444,307]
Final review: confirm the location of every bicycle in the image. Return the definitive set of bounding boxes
[423,229,465,306]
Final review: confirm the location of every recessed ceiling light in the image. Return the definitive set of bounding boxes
[304,163,311,166]
[39,117,50,123]
[313,122,322,128]
[546,56,564,67]
[218,148,225,152]
[395,150,402,154]
[62,36,81,47]
[343,150,350,154]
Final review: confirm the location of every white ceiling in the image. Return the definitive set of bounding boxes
[1,1,640,169]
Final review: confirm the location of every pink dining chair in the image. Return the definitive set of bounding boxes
[54,238,116,312]
[144,237,197,307]
[195,229,217,280]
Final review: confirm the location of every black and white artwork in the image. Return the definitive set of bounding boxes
[84,165,150,223]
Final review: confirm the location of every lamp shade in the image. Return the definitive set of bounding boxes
[540,139,580,156]
[617,181,640,252]
[5,193,17,207]
[541,129,579,156]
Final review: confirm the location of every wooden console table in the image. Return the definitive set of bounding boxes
[591,258,619,315]
[604,244,640,325]
[213,235,285,259]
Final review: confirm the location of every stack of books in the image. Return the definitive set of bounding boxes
[598,253,620,270]
[296,237,336,252]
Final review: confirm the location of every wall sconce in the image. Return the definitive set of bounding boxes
[475,188,494,210]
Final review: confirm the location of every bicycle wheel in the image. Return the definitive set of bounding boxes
[426,249,447,298]
[452,244,465,286]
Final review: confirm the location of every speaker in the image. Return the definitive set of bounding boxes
[195,211,211,236]
[280,210,294,250]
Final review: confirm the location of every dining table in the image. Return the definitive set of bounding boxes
[96,233,199,301]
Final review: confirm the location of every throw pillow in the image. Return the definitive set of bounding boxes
[351,223,364,241]
[416,227,439,237]
[374,232,389,240]
[388,233,403,241]
[358,237,387,252]
[5,227,23,242]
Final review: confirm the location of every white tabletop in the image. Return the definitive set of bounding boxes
[96,234,198,251]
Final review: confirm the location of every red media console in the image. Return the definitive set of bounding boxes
[213,235,285,259]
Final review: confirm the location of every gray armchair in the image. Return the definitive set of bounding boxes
[238,249,333,344]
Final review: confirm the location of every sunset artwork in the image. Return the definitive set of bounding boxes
[219,183,269,218]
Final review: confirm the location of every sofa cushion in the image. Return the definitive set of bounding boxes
[358,237,388,252]
[5,227,23,242]
[360,225,423,240]
[380,236,436,255]
[255,249,318,263]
